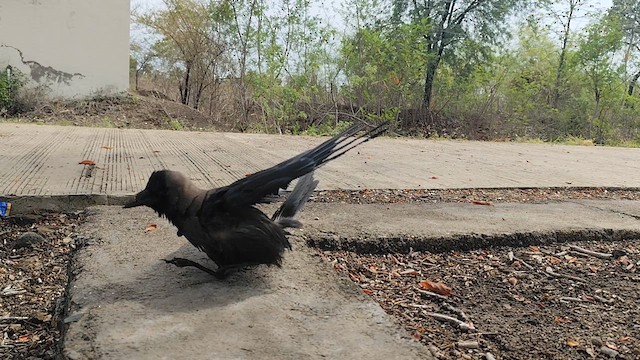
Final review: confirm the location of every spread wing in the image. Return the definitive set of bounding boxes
[201,122,387,214]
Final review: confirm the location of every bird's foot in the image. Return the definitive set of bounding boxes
[164,257,197,268]
[163,258,261,279]
[163,257,224,278]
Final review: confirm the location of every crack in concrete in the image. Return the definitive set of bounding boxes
[0,44,85,85]
[566,200,640,220]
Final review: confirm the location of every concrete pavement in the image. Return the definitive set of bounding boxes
[64,206,434,360]
[1,123,640,200]
[2,123,640,359]
[64,200,640,359]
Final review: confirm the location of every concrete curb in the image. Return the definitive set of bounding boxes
[307,228,640,254]
[1,194,134,214]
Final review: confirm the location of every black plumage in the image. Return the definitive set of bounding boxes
[124,122,387,278]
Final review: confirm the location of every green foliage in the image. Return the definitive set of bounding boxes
[136,0,227,107]
[0,66,26,116]
[248,72,299,132]
[340,20,429,109]
[131,0,640,145]
[363,108,400,125]
[168,119,184,130]
[559,136,595,146]
[304,120,352,136]
[391,0,529,110]
[574,15,623,96]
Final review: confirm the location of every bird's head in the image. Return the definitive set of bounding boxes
[124,170,186,213]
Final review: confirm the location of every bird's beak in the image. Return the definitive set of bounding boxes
[123,190,149,208]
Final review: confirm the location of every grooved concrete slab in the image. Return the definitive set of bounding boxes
[1,123,640,198]
[65,206,433,360]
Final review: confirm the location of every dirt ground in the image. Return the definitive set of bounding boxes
[0,211,86,359]
[6,92,234,132]
[320,240,640,360]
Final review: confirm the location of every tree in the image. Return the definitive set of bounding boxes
[390,0,528,112]
[130,40,156,91]
[549,0,588,107]
[340,21,429,111]
[136,0,227,109]
[609,0,640,96]
[575,15,623,139]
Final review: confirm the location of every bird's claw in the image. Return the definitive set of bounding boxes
[163,257,195,268]
[163,257,227,279]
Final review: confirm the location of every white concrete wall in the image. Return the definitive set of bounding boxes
[0,0,130,98]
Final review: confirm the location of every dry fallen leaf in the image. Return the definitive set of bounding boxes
[566,339,580,347]
[362,289,374,295]
[78,160,96,165]
[419,279,452,296]
[528,245,540,252]
[605,342,617,350]
[101,146,113,150]
[554,316,569,324]
[144,224,158,232]
[471,200,492,206]
[549,256,562,264]
[17,335,30,343]
[618,256,630,266]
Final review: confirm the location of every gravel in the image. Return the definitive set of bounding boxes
[313,187,640,205]
[0,211,86,359]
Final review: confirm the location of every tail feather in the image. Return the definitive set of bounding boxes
[272,172,318,229]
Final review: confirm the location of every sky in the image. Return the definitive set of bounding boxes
[131,0,615,29]
[130,0,616,46]
[131,0,343,23]
[132,0,163,11]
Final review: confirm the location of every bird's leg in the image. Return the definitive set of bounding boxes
[164,258,223,278]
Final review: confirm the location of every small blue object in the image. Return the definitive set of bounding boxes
[0,201,11,217]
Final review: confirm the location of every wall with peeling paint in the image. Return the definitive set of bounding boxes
[0,0,129,98]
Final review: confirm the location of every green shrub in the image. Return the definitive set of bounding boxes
[0,66,26,115]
